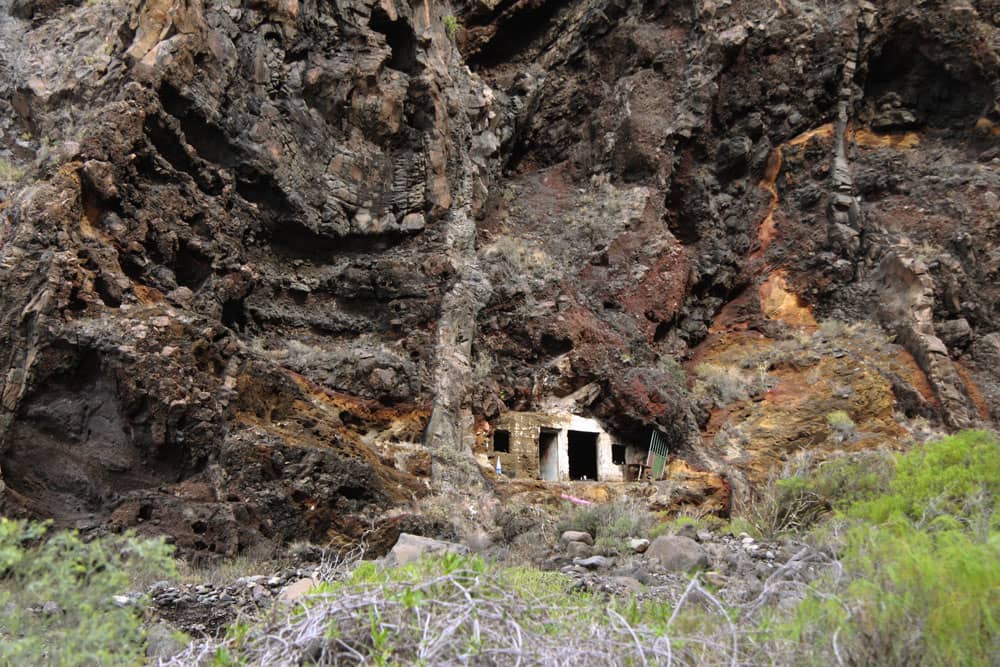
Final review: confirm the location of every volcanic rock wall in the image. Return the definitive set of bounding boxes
[0,0,504,557]
[0,0,997,555]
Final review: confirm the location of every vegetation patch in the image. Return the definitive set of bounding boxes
[0,520,176,666]
[780,430,1000,665]
[166,552,733,665]
[557,498,655,551]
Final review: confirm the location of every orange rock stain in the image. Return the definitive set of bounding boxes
[759,270,816,328]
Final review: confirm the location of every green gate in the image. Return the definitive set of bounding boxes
[647,430,670,480]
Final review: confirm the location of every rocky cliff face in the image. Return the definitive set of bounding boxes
[0,0,997,557]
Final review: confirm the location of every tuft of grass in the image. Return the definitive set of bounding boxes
[443,14,459,42]
[734,450,895,539]
[692,362,753,405]
[649,512,729,539]
[825,409,856,442]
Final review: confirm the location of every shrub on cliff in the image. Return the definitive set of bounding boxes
[847,429,1000,534]
[0,519,176,666]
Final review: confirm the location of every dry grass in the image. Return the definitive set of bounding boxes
[0,157,24,184]
[163,554,758,666]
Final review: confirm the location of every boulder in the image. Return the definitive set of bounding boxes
[278,577,319,603]
[566,541,593,558]
[629,538,650,553]
[387,533,469,567]
[574,555,613,570]
[610,576,644,593]
[560,530,594,546]
[645,535,710,572]
[675,523,699,541]
[937,318,972,350]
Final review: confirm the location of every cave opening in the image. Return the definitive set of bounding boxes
[175,242,213,290]
[222,299,247,332]
[864,34,992,129]
[369,9,418,74]
[468,0,565,69]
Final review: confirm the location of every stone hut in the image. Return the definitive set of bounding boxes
[486,411,649,482]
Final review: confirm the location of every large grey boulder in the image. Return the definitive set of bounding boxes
[645,535,710,572]
[387,533,469,567]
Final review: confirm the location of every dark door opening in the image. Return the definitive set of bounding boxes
[538,429,558,481]
[568,430,598,481]
[493,429,510,453]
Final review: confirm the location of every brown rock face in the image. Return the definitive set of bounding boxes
[0,0,499,557]
[1,0,998,554]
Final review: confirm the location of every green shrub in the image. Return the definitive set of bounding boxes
[783,431,1000,666]
[849,429,1000,534]
[658,356,687,386]
[0,157,23,183]
[735,451,896,539]
[169,552,745,665]
[557,498,654,547]
[443,14,459,42]
[0,519,177,666]
[692,362,752,405]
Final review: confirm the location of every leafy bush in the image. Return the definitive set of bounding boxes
[658,355,687,386]
[783,431,1000,666]
[0,157,24,183]
[734,451,896,539]
[0,519,177,666]
[692,362,752,405]
[443,14,459,42]
[848,429,999,534]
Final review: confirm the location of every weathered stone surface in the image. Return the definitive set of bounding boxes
[629,538,650,553]
[560,530,594,546]
[0,0,499,557]
[645,536,710,572]
[277,577,318,603]
[387,533,469,567]
[574,555,613,570]
[566,541,593,559]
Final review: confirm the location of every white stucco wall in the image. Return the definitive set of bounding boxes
[491,412,626,481]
